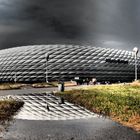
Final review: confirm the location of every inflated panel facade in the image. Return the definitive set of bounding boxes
[0,45,139,82]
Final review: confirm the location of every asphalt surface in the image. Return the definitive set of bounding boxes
[0,87,57,96]
[2,118,140,140]
[0,85,83,96]
[0,86,140,140]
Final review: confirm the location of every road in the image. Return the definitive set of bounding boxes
[0,85,85,96]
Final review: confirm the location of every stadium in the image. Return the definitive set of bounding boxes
[0,44,139,83]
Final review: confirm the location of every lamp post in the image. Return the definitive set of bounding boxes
[45,53,49,83]
[133,47,139,81]
[14,72,17,83]
[45,53,50,113]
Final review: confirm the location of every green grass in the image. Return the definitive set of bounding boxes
[57,85,140,131]
[32,82,58,88]
[0,81,76,90]
[0,100,24,121]
[0,83,26,90]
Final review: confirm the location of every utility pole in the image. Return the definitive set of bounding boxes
[45,53,49,83]
[14,72,17,83]
[133,47,139,81]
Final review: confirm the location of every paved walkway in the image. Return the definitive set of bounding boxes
[0,85,85,96]
[0,85,98,97]
[2,117,140,140]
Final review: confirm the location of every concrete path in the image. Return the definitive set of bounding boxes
[0,85,89,96]
[2,117,140,140]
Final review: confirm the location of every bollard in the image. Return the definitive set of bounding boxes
[58,82,64,92]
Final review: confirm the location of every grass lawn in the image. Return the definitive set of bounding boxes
[57,84,140,132]
[0,100,24,122]
[0,83,26,90]
[0,81,77,90]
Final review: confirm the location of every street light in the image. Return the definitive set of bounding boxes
[45,53,50,113]
[14,72,17,83]
[133,47,139,81]
[45,53,49,83]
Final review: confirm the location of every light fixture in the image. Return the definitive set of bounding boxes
[133,47,139,81]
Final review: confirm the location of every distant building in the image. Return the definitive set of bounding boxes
[0,45,139,83]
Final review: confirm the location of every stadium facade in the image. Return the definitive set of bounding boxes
[0,45,139,83]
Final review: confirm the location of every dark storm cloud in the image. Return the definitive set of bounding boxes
[0,0,140,51]
[0,0,89,49]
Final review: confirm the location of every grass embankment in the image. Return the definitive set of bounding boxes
[0,83,26,90]
[32,82,58,88]
[0,81,77,90]
[32,81,77,88]
[0,100,24,121]
[57,85,140,132]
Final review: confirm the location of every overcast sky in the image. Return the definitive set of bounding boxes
[0,0,140,51]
